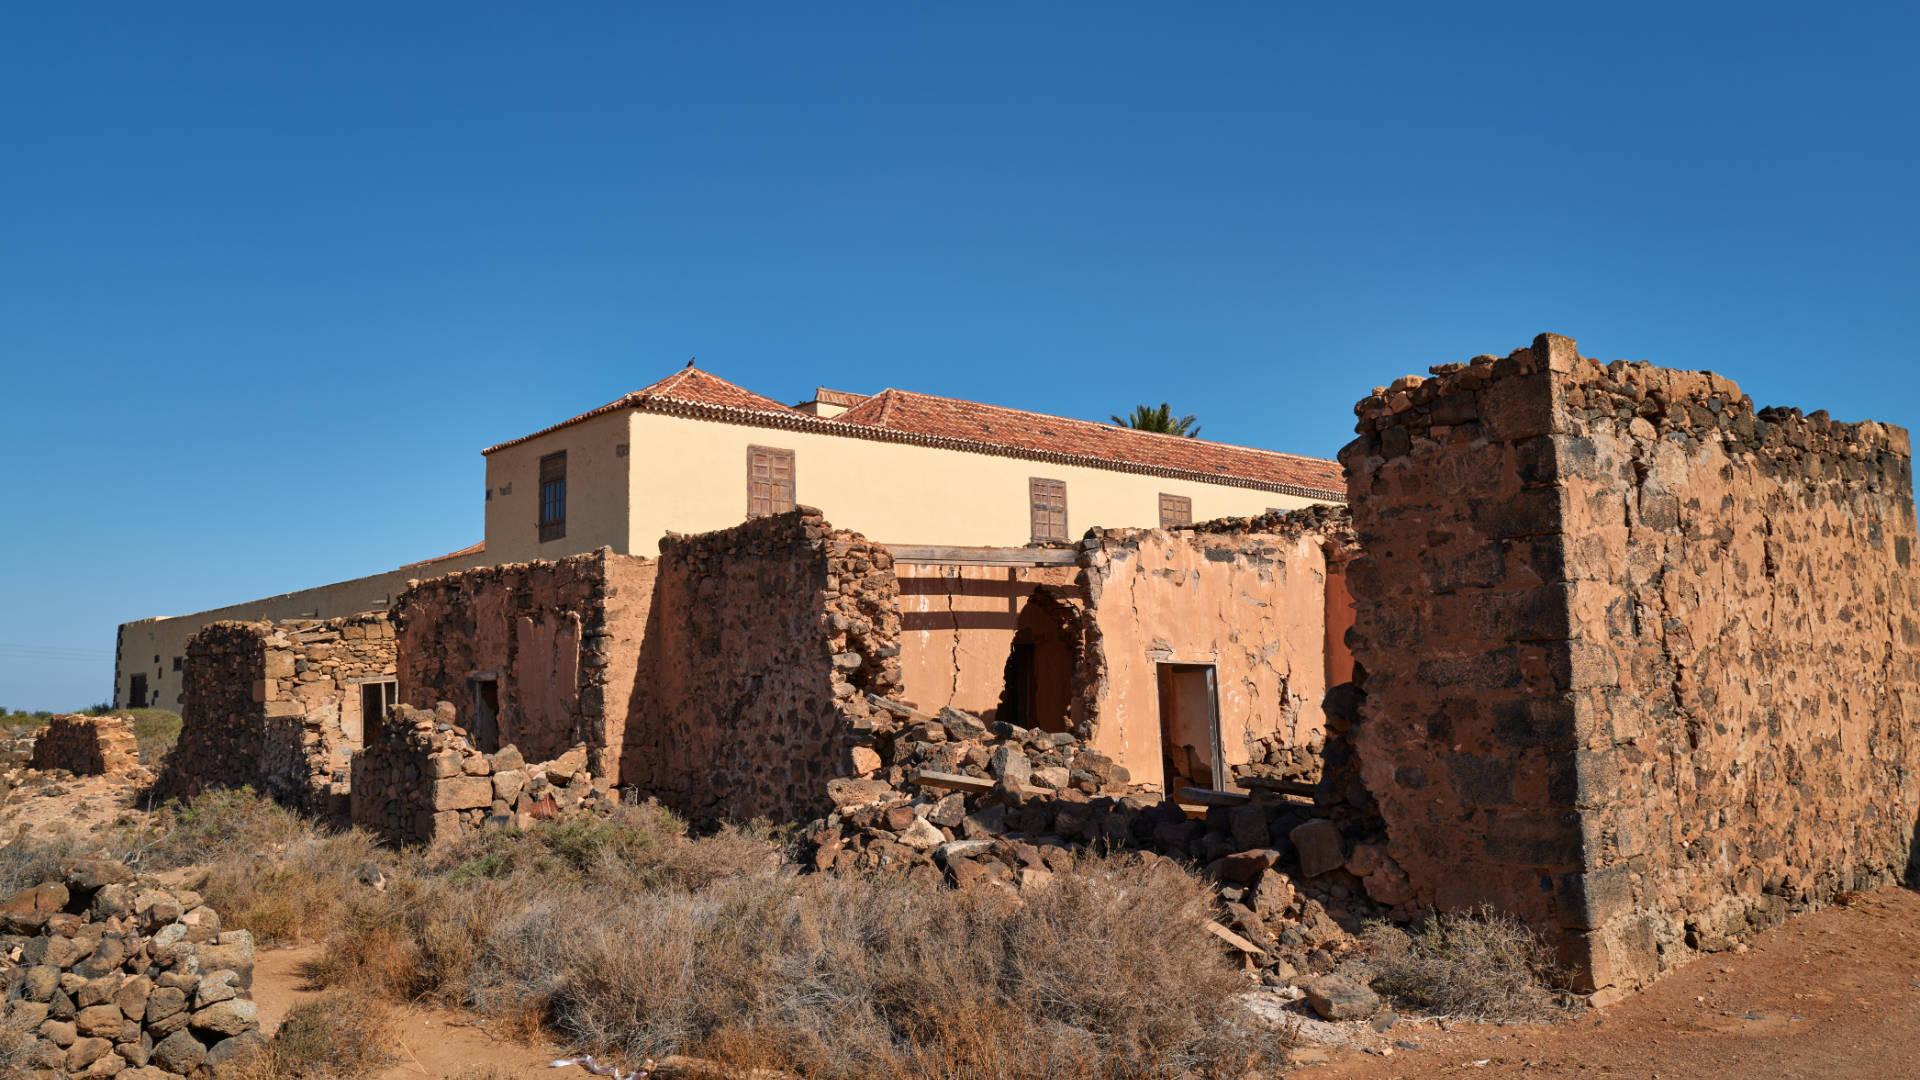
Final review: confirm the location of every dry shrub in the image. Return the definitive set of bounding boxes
[122,789,397,945]
[0,828,92,895]
[319,836,1275,1080]
[1360,905,1572,1021]
[240,990,400,1079]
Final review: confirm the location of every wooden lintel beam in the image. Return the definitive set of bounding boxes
[887,545,1080,567]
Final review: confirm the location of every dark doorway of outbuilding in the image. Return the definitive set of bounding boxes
[470,676,501,753]
[996,593,1075,732]
[1158,662,1221,795]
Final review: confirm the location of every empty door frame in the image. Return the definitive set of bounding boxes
[1156,662,1223,794]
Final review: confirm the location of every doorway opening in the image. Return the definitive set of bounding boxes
[128,674,147,709]
[1157,662,1221,795]
[996,593,1076,732]
[359,680,398,742]
[470,677,501,753]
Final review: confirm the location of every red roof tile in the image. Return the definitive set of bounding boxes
[483,366,1344,500]
[630,366,798,413]
[401,541,486,569]
[834,389,1344,495]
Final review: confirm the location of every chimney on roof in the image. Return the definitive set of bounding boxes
[686,357,696,368]
[793,386,870,419]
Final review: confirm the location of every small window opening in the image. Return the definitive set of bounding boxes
[1158,493,1193,529]
[1029,477,1068,542]
[539,451,567,542]
[747,445,796,517]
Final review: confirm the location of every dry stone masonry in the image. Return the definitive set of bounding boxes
[163,614,395,817]
[28,716,142,779]
[351,702,616,845]
[622,509,903,824]
[0,858,261,1077]
[1342,333,1920,990]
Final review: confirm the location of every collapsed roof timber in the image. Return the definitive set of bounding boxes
[142,334,1920,1000]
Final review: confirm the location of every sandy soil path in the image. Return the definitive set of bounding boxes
[1295,885,1920,1080]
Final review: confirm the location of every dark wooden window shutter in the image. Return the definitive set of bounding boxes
[1158,493,1193,529]
[1029,477,1068,542]
[748,446,796,518]
[538,451,567,541]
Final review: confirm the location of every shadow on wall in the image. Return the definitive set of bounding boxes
[993,591,1078,733]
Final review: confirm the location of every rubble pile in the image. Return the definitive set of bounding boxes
[807,696,1412,985]
[0,859,261,1077]
[351,702,618,846]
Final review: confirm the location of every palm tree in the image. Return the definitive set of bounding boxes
[1111,403,1201,438]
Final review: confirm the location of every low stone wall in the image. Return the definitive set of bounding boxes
[28,715,142,777]
[162,614,394,815]
[0,857,261,1075]
[621,509,903,825]
[1342,333,1920,989]
[350,702,615,845]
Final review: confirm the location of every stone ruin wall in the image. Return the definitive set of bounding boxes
[894,560,1084,724]
[1079,507,1358,793]
[165,614,394,815]
[351,702,616,845]
[28,714,142,777]
[621,508,903,825]
[1342,333,1920,990]
[390,548,654,783]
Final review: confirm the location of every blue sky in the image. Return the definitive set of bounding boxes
[3,2,1916,709]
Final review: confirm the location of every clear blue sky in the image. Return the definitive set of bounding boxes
[3,3,1916,710]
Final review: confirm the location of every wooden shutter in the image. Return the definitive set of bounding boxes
[1029,478,1068,542]
[748,446,796,518]
[1158,493,1193,529]
[538,451,567,541]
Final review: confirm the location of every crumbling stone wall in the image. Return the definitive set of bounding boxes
[351,702,615,845]
[1080,507,1357,792]
[622,508,903,825]
[28,714,142,777]
[1343,333,1920,989]
[392,549,654,782]
[165,614,394,815]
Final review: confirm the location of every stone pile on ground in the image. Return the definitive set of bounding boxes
[0,857,260,1077]
[352,701,618,846]
[808,698,1412,990]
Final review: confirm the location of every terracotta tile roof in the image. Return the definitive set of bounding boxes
[482,366,1344,500]
[833,389,1345,496]
[401,541,486,569]
[630,366,798,413]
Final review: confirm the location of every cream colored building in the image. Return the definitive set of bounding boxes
[115,364,1343,708]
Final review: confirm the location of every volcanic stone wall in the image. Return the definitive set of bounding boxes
[351,702,616,845]
[391,549,654,782]
[165,614,394,815]
[1342,332,1920,989]
[28,714,142,777]
[621,508,903,825]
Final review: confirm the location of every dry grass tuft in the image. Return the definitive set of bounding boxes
[1360,905,1573,1022]
[238,990,401,1079]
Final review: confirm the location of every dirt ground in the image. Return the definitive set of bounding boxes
[9,770,1920,1078]
[1295,885,1920,1080]
[253,946,572,1080]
